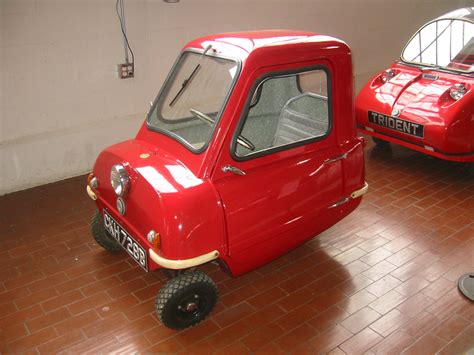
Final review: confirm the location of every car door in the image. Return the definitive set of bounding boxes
[212,62,346,275]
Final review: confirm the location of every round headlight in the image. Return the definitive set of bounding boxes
[449,83,467,101]
[110,164,130,196]
[380,69,396,83]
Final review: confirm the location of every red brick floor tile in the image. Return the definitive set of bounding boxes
[438,324,474,355]
[366,275,402,297]
[276,304,319,331]
[37,329,84,354]
[394,275,430,297]
[241,303,287,330]
[344,289,378,314]
[146,337,183,353]
[363,260,398,281]
[400,311,438,338]
[175,319,219,347]
[370,329,415,354]
[7,327,58,352]
[213,301,255,328]
[433,313,471,342]
[0,322,28,343]
[207,320,253,349]
[340,327,383,354]
[275,323,317,352]
[401,332,446,355]
[16,287,59,310]
[337,273,374,296]
[0,304,43,331]
[241,323,284,351]
[254,342,288,355]
[178,340,216,355]
[54,309,100,336]
[340,306,381,333]
[306,324,352,353]
[396,291,435,317]
[40,289,84,312]
[26,307,71,333]
[247,286,288,309]
[82,312,128,338]
[369,308,410,337]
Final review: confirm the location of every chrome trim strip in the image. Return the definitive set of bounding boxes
[87,185,97,200]
[149,249,220,270]
[328,182,369,209]
[324,153,348,164]
[351,182,369,199]
[329,197,350,209]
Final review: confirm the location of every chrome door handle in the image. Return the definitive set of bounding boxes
[324,153,347,164]
[222,165,246,176]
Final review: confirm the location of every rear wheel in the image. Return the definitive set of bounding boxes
[90,211,121,252]
[372,137,390,148]
[156,271,218,330]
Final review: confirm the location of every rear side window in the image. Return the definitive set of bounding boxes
[233,68,331,158]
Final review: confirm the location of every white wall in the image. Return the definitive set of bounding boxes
[1,0,471,195]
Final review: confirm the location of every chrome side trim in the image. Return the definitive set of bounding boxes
[149,249,220,270]
[87,185,97,201]
[351,182,369,199]
[329,197,350,209]
[328,182,369,209]
[324,153,348,164]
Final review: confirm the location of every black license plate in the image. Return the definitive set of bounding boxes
[103,211,148,271]
[368,110,424,138]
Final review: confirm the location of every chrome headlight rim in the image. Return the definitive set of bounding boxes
[449,83,467,101]
[110,164,130,197]
[380,69,396,83]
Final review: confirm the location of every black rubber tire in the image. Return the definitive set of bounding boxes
[156,271,218,330]
[372,137,390,147]
[90,211,121,252]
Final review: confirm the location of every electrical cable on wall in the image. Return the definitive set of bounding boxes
[116,0,135,78]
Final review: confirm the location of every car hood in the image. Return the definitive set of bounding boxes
[356,64,474,153]
[378,70,467,124]
[99,139,205,196]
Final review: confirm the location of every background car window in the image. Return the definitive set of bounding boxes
[235,69,330,157]
[402,19,474,72]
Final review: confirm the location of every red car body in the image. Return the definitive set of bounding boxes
[87,30,367,278]
[356,8,474,162]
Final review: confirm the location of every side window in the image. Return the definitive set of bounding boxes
[234,68,331,158]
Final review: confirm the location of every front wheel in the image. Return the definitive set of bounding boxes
[90,211,121,252]
[156,271,218,330]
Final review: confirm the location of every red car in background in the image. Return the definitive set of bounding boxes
[86,30,367,329]
[356,7,474,170]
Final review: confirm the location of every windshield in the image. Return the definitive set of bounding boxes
[147,50,239,152]
[401,19,474,73]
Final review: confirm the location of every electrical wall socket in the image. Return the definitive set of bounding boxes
[117,63,134,79]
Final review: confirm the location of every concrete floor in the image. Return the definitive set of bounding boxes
[1,138,473,353]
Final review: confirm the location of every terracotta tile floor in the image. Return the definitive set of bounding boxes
[1,138,473,354]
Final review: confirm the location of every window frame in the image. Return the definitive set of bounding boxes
[230,65,333,162]
[400,18,474,74]
[146,48,242,154]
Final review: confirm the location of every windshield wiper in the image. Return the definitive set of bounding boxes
[169,45,212,107]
